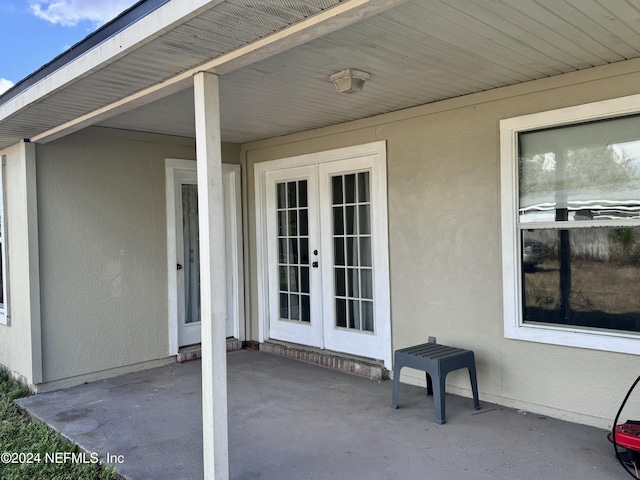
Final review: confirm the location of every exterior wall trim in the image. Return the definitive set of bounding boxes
[0,154,8,326]
[23,142,42,384]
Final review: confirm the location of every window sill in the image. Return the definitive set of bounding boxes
[504,320,640,355]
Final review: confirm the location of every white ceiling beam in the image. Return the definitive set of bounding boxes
[30,78,193,144]
[30,0,408,144]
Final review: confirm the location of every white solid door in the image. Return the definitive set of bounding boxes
[261,145,391,364]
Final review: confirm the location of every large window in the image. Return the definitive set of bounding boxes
[0,156,7,325]
[501,96,640,354]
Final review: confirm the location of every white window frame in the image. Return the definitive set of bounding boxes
[0,155,8,325]
[500,94,640,355]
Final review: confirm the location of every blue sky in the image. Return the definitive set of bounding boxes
[0,1,138,94]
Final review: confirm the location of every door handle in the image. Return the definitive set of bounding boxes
[177,263,183,270]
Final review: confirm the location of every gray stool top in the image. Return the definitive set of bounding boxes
[392,339,480,424]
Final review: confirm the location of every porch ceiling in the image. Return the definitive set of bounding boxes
[3,0,640,148]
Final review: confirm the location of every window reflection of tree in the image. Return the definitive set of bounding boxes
[519,119,640,333]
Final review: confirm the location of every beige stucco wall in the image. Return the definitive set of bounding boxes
[241,58,640,429]
[0,142,41,385]
[35,127,239,388]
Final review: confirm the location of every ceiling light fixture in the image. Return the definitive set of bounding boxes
[329,68,370,94]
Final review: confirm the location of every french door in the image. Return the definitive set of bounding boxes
[266,166,322,347]
[258,143,391,365]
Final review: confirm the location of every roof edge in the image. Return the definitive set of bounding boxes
[0,0,170,105]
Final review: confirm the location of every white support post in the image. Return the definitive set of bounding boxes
[194,71,229,480]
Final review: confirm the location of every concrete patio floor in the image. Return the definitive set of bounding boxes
[17,350,624,480]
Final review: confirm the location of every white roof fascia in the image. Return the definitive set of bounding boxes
[0,0,223,125]
[29,0,409,145]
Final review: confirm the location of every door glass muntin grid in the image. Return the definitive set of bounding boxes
[277,180,311,323]
[332,171,374,332]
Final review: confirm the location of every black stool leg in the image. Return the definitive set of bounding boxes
[426,372,433,396]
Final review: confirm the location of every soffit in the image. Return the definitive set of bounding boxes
[4,0,640,148]
[0,0,344,150]
[100,0,640,143]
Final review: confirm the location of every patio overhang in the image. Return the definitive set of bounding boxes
[0,0,409,149]
[2,1,640,149]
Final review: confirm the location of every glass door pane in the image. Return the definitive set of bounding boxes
[276,180,311,323]
[332,172,374,332]
[182,184,201,324]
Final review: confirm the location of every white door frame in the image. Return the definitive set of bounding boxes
[166,158,245,355]
[254,141,392,368]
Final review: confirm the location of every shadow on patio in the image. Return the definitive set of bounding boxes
[17,350,623,480]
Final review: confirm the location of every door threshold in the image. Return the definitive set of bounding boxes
[177,338,242,363]
[260,340,389,381]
